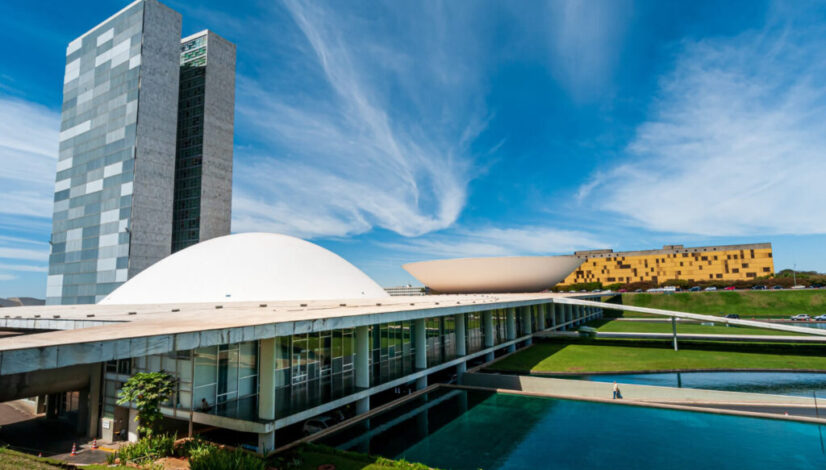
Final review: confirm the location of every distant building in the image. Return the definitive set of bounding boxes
[47,0,234,304]
[384,285,429,296]
[559,243,774,286]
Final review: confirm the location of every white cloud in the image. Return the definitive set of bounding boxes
[0,263,46,273]
[0,274,16,282]
[545,0,631,101]
[231,1,489,239]
[0,96,59,220]
[380,226,607,260]
[580,25,826,236]
[0,246,48,262]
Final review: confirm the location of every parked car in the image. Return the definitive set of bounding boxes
[724,286,736,291]
[689,286,701,292]
[751,285,767,290]
[634,288,643,293]
[302,415,337,435]
[618,288,627,293]
[791,314,812,321]
[723,313,740,319]
[704,286,717,291]
[772,285,784,290]
[791,285,807,289]
[814,314,826,321]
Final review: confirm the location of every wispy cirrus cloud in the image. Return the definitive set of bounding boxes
[231,1,490,238]
[0,95,59,220]
[580,22,826,236]
[380,225,608,260]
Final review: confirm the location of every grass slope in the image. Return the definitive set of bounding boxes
[595,319,799,336]
[488,342,826,374]
[275,444,436,470]
[621,290,826,318]
[0,448,127,470]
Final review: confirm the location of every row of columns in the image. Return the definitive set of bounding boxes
[254,301,604,453]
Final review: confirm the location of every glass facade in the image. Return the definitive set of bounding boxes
[274,330,357,418]
[465,312,484,353]
[172,34,208,252]
[102,340,258,422]
[47,3,145,304]
[101,304,579,427]
[370,321,417,386]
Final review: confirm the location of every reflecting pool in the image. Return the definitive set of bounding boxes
[318,388,826,469]
[572,371,826,399]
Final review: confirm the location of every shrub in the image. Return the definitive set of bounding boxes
[187,441,265,470]
[113,433,176,464]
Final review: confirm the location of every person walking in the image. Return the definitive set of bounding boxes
[612,382,621,400]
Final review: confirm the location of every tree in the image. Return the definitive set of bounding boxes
[117,371,177,438]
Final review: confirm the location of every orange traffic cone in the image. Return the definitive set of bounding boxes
[70,442,77,456]
[91,439,98,450]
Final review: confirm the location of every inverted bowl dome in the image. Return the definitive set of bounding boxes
[101,232,388,304]
[403,256,582,294]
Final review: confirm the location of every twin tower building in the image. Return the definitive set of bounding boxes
[47,0,235,304]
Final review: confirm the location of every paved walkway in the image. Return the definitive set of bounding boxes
[463,372,819,406]
[589,331,826,343]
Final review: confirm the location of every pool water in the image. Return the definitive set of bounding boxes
[573,371,826,399]
[319,389,826,469]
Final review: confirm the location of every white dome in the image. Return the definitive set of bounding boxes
[100,233,389,304]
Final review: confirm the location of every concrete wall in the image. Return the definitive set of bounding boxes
[129,0,181,277]
[199,32,235,241]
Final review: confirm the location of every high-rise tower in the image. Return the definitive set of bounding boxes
[172,31,235,253]
[47,0,234,304]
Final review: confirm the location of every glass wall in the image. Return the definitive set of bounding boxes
[370,321,416,386]
[274,329,356,418]
[466,312,484,353]
[493,309,508,344]
[123,341,259,421]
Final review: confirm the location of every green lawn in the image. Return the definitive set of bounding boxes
[620,290,826,318]
[487,341,826,374]
[594,319,800,336]
[272,444,436,470]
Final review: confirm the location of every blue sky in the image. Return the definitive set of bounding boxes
[1,0,826,298]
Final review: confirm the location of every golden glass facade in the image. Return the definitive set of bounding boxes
[559,243,774,286]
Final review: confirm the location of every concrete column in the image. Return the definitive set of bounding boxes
[672,317,679,351]
[127,408,139,442]
[483,311,494,347]
[415,319,427,370]
[356,396,370,414]
[483,311,495,362]
[506,308,516,353]
[538,305,547,331]
[88,363,101,437]
[258,431,275,455]
[77,388,89,435]
[258,338,276,421]
[35,395,47,414]
[415,318,428,390]
[521,308,532,345]
[355,326,370,389]
[551,304,558,330]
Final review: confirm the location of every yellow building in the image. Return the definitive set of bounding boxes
[559,243,774,286]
